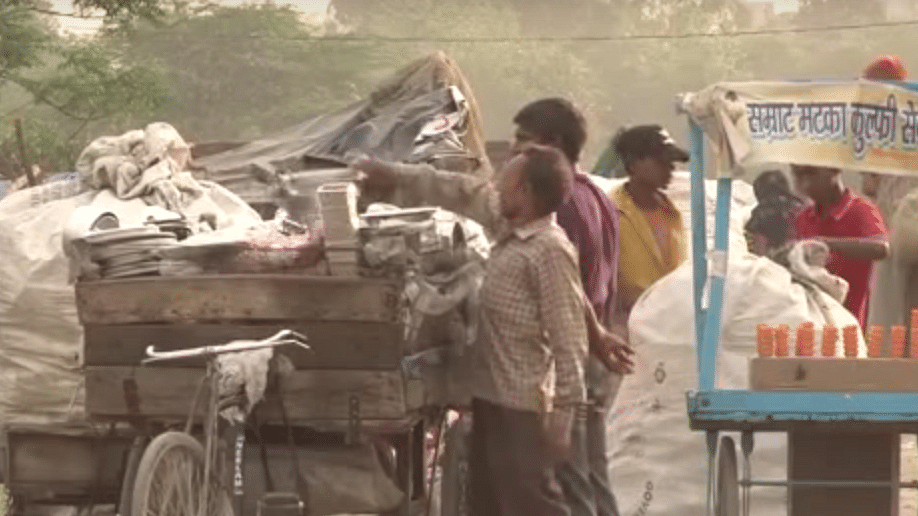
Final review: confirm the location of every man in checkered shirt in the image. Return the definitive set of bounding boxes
[359,145,588,516]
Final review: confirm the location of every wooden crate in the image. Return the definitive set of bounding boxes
[3,425,133,504]
[83,320,403,370]
[750,357,918,392]
[75,275,402,325]
[76,274,405,370]
[84,367,415,422]
[75,275,421,422]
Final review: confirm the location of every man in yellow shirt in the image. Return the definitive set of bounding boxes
[610,125,688,323]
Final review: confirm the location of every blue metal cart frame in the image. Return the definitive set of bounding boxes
[682,79,918,516]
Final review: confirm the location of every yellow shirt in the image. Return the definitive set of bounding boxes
[610,184,687,311]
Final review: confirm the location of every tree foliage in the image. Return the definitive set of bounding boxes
[7,0,918,178]
[0,0,167,178]
[100,3,377,141]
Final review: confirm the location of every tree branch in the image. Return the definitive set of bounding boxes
[9,77,109,122]
[26,7,105,19]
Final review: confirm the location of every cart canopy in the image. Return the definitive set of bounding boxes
[680,80,918,176]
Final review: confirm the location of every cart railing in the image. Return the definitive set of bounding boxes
[680,78,918,393]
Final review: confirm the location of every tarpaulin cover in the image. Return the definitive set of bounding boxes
[194,51,492,196]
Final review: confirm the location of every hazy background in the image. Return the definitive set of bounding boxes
[3,0,918,178]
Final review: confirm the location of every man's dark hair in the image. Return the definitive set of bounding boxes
[752,170,793,202]
[519,145,573,215]
[513,98,587,165]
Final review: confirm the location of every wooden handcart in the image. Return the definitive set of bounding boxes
[2,273,459,516]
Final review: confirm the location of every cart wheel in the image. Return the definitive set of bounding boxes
[714,436,740,516]
[117,436,148,516]
[131,431,232,516]
[439,414,470,516]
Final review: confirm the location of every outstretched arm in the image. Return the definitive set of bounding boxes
[818,236,889,261]
[355,158,503,235]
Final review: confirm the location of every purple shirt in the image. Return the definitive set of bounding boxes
[556,172,620,327]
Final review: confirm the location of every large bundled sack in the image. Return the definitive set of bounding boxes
[609,254,865,516]
[0,126,261,424]
[890,186,918,265]
[0,185,93,424]
[873,186,918,332]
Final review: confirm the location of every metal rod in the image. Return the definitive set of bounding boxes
[741,479,918,488]
[698,178,732,391]
[705,431,718,516]
[740,431,753,516]
[688,119,707,380]
[143,332,309,363]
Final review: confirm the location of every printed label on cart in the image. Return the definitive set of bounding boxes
[698,80,918,176]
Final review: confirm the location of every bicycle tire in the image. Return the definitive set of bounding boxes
[131,431,232,516]
[117,436,147,516]
[439,414,471,516]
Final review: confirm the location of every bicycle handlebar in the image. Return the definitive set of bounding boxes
[142,329,309,364]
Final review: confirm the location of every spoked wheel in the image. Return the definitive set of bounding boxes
[118,436,148,516]
[131,431,232,516]
[714,436,740,516]
[439,412,471,516]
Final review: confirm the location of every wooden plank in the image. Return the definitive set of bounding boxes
[84,367,409,421]
[789,430,898,516]
[75,275,401,325]
[8,433,130,485]
[5,428,132,501]
[750,357,918,392]
[83,321,404,369]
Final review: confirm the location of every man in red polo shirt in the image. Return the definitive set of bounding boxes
[792,164,889,327]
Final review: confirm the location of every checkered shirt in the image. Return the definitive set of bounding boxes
[474,216,588,413]
[392,164,588,413]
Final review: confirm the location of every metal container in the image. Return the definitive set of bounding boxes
[256,492,304,516]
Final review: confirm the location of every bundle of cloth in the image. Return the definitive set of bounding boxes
[0,122,265,425]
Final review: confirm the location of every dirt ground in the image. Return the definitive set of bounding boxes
[1,436,913,516]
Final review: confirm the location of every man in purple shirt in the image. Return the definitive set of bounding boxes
[511,98,623,516]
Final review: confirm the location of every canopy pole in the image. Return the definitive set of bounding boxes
[688,120,707,384]
[699,178,732,391]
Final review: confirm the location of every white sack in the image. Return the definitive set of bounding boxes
[889,187,918,265]
[0,174,260,423]
[610,255,866,516]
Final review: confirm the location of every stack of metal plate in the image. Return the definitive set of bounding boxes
[145,216,192,241]
[86,227,178,279]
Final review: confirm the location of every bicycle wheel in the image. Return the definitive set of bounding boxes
[440,413,471,516]
[118,436,148,516]
[131,431,232,516]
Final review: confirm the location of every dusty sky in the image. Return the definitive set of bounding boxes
[748,0,800,13]
[50,0,799,34]
[50,0,332,34]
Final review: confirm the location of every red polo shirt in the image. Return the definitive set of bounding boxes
[794,189,887,327]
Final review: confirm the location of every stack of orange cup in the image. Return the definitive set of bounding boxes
[757,324,775,357]
[774,324,790,357]
[796,322,815,356]
[843,325,860,357]
[891,325,907,358]
[868,325,884,358]
[821,325,838,357]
